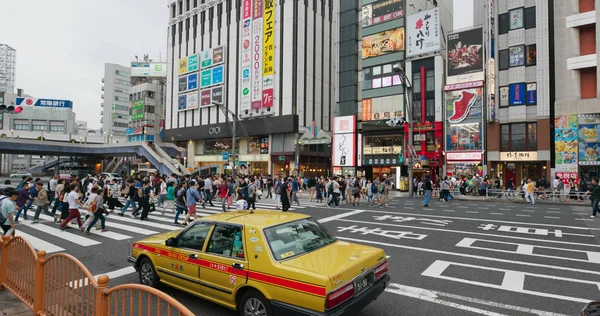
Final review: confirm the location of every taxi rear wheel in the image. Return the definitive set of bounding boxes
[239,289,272,316]
[138,257,159,288]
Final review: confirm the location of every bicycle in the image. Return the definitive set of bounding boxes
[488,188,516,201]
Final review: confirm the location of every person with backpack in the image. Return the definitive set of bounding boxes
[31,182,49,224]
[315,179,324,203]
[118,180,138,216]
[137,180,153,220]
[14,182,30,222]
[173,182,188,225]
[0,188,19,235]
[327,177,340,208]
[370,177,380,207]
[182,181,203,226]
[280,177,292,212]
[247,179,257,210]
[423,175,433,207]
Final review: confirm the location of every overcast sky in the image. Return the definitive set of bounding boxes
[0,0,167,129]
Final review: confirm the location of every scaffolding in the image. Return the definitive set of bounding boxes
[0,44,16,93]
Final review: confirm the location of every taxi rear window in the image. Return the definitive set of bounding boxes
[263,218,336,261]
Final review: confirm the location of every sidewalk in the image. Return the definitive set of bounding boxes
[0,289,33,316]
[389,190,585,205]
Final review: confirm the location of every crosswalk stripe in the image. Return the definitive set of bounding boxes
[15,231,65,253]
[36,214,132,241]
[105,213,180,231]
[20,221,101,247]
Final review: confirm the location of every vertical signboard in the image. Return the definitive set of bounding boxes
[262,0,275,108]
[446,28,484,84]
[554,115,578,173]
[579,115,600,165]
[406,7,441,57]
[240,0,253,112]
[332,116,357,167]
[251,0,264,109]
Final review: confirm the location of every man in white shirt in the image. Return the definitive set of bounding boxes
[60,184,85,231]
[553,176,560,192]
[157,177,167,208]
[49,176,58,203]
[204,177,214,206]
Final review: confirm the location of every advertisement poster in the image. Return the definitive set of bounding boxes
[446,28,484,83]
[179,58,188,74]
[406,7,441,57]
[445,88,483,124]
[240,0,253,112]
[554,115,578,171]
[178,95,187,111]
[179,76,187,92]
[247,136,270,154]
[201,48,213,68]
[499,86,509,106]
[213,47,224,64]
[201,69,212,88]
[332,133,356,167]
[509,82,525,105]
[527,83,537,105]
[251,0,264,109]
[186,91,199,110]
[212,65,224,85]
[187,73,198,90]
[188,55,199,72]
[579,116,600,165]
[509,45,525,67]
[262,0,275,108]
[211,86,223,104]
[362,0,404,28]
[201,90,212,106]
[361,27,405,59]
[510,7,523,29]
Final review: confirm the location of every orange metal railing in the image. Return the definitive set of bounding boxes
[0,235,195,316]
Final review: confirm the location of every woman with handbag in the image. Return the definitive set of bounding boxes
[85,188,108,234]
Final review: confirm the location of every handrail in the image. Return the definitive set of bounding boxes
[103,283,195,316]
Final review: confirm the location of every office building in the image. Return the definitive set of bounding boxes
[101,63,131,137]
[0,44,16,94]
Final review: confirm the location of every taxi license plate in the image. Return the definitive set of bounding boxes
[354,273,373,295]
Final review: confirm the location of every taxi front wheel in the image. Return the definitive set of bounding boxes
[239,289,273,316]
[139,257,159,288]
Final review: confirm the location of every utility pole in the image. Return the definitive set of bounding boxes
[213,102,249,179]
[393,63,417,197]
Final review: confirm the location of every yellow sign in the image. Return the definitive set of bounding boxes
[263,0,275,76]
[179,58,188,74]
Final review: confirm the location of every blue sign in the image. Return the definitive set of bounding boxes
[527,84,537,105]
[178,95,187,110]
[212,65,224,85]
[242,68,250,79]
[222,152,229,161]
[187,73,198,90]
[509,83,525,105]
[16,98,73,108]
[125,127,134,135]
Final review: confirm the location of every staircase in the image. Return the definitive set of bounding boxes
[138,143,181,176]
[153,144,189,175]
[104,157,119,172]
[26,157,72,174]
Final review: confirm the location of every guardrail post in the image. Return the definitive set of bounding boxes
[0,235,10,287]
[33,250,47,315]
[95,275,110,316]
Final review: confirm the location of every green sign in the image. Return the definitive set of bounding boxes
[201,48,212,68]
[201,69,212,88]
[242,87,250,96]
[279,156,285,161]
[188,55,199,72]
[132,99,145,121]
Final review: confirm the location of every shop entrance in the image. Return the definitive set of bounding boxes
[504,163,516,187]
[522,163,542,182]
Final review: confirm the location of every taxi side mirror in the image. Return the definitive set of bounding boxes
[166,237,176,247]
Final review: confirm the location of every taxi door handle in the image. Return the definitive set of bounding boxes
[232,263,244,270]
[189,253,198,260]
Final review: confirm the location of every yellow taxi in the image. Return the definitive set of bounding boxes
[128,210,390,316]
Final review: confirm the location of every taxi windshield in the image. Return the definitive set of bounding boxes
[263,218,337,261]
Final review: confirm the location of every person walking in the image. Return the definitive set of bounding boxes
[182,181,203,226]
[327,177,340,208]
[119,181,139,216]
[273,176,282,210]
[204,176,214,207]
[219,178,230,212]
[162,181,176,215]
[423,176,433,207]
[51,179,65,221]
[280,177,292,212]
[156,177,167,209]
[49,175,58,205]
[59,184,85,231]
[138,180,153,220]
[85,188,108,234]
[290,177,300,206]
[315,179,324,203]
[247,179,257,210]
[525,178,536,205]
[308,176,317,202]
[440,177,451,203]
[0,188,19,235]
[266,176,273,199]
[32,182,49,223]
[584,178,600,217]
[14,182,30,222]
[173,182,188,225]
[370,177,380,207]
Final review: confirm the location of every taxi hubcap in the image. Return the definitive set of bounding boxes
[244,298,267,316]
[140,263,153,285]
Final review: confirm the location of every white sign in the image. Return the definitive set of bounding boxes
[446,151,483,161]
[406,7,441,57]
[373,215,452,227]
[478,224,563,237]
[333,115,356,134]
[357,133,362,166]
[333,133,356,167]
[186,91,199,110]
[240,12,253,112]
[337,225,427,240]
[76,121,88,129]
[251,17,264,109]
[499,151,538,161]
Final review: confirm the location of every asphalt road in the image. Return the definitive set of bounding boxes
[10,192,600,316]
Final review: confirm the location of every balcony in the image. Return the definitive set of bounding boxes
[567,54,597,70]
[566,11,596,28]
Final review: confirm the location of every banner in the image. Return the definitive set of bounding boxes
[240,0,253,112]
[445,87,483,124]
[509,82,525,105]
[262,0,275,108]
[554,115,578,171]
[446,28,484,84]
[362,27,405,59]
[251,0,264,109]
[579,116,600,165]
[362,0,404,28]
[406,7,441,57]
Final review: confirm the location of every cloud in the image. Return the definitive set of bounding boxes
[0,0,167,129]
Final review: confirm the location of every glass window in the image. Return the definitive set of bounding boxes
[499,50,509,70]
[49,125,64,132]
[509,8,524,30]
[363,68,372,80]
[372,78,382,89]
[426,98,435,122]
[509,45,525,67]
[177,221,212,251]
[382,64,392,74]
[526,45,536,66]
[363,79,372,90]
[501,125,510,150]
[372,66,381,76]
[525,7,536,29]
[511,123,526,151]
[413,72,421,94]
[206,223,245,259]
[447,122,482,151]
[527,123,537,150]
[263,218,336,261]
[426,70,434,91]
[499,13,509,34]
[14,119,29,131]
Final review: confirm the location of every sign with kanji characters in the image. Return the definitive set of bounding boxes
[499,151,538,161]
[251,0,264,110]
[16,98,73,109]
[406,7,441,57]
[262,0,275,108]
[240,0,253,112]
[362,0,404,28]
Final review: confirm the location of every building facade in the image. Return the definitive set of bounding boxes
[101,63,131,137]
[552,0,600,183]
[0,44,16,94]
[164,0,338,176]
[486,0,552,185]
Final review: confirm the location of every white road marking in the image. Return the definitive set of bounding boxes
[443,209,455,212]
[422,260,597,303]
[515,214,530,217]
[499,208,512,211]
[385,283,569,316]
[576,218,594,221]
[547,211,561,214]
[37,214,131,240]
[490,213,504,215]
[465,211,478,214]
[319,210,364,223]
[456,237,600,264]
[521,209,535,212]
[548,208,561,210]
[108,214,180,231]
[544,216,560,219]
[457,206,469,209]
[20,221,100,247]
[477,207,489,210]
[70,266,137,289]
[336,219,598,248]
[15,231,64,253]
[403,207,415,210]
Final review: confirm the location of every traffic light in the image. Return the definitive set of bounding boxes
[0,104,23,114]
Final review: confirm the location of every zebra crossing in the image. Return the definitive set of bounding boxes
[9,198,327,255]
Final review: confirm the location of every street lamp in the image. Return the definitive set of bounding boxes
[40,127,44,141]
[10,129,14,139]
[393,62,418,197]
[211,101,249,179]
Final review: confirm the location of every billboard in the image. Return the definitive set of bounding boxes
[446,28,484,84]
[362,27,405,59]
[240,0,253,112]
[16,98,73,109]
[509,82,525,105]
[554,115,578,171]
[527,83,537,105]
[187,73,198,90]
[178,95,187,111]
[179,76,187,92]
[362,0,404,28]
[262,0,275,108]
[212,65,224,85]
[186,91,199,110]
[509,45,525,67]
[201,90,212,106]
[251,0,264,109]
[131,62,167,77]
[579,115,600,165]
[361,95,404,121]
[332,115,357,167]
[132,99,145,121]
[406,7,441,57]
[445,87,483,124]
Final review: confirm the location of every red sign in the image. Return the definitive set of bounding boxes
[263,89,273,108]
[252,0,263,19]
[555,172,578,185]
[444,80,485,91]
[243,0,252,19]
[201,90,212,106]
